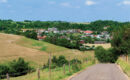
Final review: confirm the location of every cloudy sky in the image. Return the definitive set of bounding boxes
[0,0,130,22]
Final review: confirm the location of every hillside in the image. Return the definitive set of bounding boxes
[0,33,94,67]
[0,33,48,65]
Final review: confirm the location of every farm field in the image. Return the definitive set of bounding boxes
[0,33,96,80]
[0,33,95,66]
[84,43,111,49]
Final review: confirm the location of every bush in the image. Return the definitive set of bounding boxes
[43,55,68,68]
[72,64,81,72]
[0,58,34,79]
[24,30,37,40]
[0,65,9,79]
[9,58,33,77]
[95,46,118,63]
[56,55,68,67]
[70,59,81,64]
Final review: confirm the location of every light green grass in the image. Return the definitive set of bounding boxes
[116,58,130,77]
[15,37,95,65]
[16,37,68,53]
[3,61,95,80]
[0,34,95,80]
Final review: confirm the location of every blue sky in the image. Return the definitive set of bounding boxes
[0,0,130,22]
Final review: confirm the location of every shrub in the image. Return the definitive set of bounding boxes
[43,55,69,68]
[70,59,81,64]
[56,55,68,67]
[24,30,37,40]
[0,65,9,79]
[72,64,81,72]
[9,58,33,77]
[0,58,34,79]
[95,46,118,63]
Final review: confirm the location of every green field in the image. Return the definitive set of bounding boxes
[0,33,95,80]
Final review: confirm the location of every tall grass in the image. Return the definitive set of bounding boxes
[116,58,130,77]
[3,60,95,80]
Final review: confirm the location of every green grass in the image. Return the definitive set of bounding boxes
[3,61,95,80]
[16,37,68,53]
[15,37,95,64]
[116,58,130,77]
[0,34,96,80]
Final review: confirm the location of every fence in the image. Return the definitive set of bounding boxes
[0,53,96,80]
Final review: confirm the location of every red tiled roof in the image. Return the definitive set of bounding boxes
[84,31,93,34]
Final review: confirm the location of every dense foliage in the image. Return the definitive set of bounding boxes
[0,19,129,34]
[111,26,130,56]
[24,30,37,40]
[44,33,81,49]
[43,55,81,69]
[0,58,33,79]
[95,46,118,63]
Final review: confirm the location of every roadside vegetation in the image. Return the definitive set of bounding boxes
[0,54,96,80]
[116,58,130,77]
[0,58,34,79]
[2,60,95,80]
[95,25,130,63]
[95,46,118,63]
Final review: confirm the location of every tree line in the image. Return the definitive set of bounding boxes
[95,25,130,63]
[0,19,130,34]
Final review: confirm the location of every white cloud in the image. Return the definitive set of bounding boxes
[0,0,7,3]
[122,0,130,5]
[118,0,130,5]
[85,0,96,6]
[60,2,80,9]
[60,2,71,7]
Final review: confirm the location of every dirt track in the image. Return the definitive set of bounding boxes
[70,64,129,80]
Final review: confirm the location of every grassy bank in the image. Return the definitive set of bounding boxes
[116,58,130,77]
[0,33,95,67]
[16,37,95,66]
[0,33,96,80]
[3,60,95,80]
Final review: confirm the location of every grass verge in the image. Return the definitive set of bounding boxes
[116,58,130,77]
[3,60,95,80]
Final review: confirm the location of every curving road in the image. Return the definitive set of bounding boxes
[70,64,129,80]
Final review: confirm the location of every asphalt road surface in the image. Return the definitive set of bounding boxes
[70,64,129,80]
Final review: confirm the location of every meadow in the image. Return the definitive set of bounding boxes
[0,33,96,80]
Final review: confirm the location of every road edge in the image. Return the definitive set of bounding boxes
[116,64,130,80]
[64,64,95,80]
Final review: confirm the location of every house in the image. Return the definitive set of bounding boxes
[94,41,106,44]
[37,35,47,40]
[84,30,93,34]
[101,31,109,35]
[79,40,85,44]
[60,30,67,34]
[21,29,34,32]
[48,27,58,32]
[96,35,102,39]
[104,26,110,30]
[53,31,59,33]
[36,29,45,33]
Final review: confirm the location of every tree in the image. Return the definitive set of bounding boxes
[9,58,33,77]
[24,30,37,40]
[111,26,130,62]
[95,46,118,63]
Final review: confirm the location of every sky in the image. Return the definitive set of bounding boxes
[0,0,130,22]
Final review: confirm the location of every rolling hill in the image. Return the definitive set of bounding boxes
[0,33,94,67]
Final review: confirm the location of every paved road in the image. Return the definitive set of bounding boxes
[70,64,129,80]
